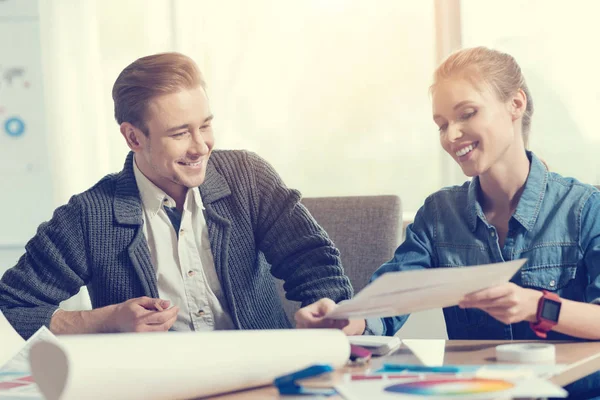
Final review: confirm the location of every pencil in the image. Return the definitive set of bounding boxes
[154,301,164,311]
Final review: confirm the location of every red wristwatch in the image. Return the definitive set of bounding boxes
[530,290,562,339]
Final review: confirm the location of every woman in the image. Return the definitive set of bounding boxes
[296,46,600,398]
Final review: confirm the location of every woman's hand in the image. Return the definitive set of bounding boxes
[458,283,542,325]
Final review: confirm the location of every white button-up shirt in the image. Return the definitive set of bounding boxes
[133,158,234,331]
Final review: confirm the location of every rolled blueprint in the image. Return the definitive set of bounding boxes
[30,329,349,400]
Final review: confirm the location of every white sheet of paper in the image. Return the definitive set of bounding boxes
[29,329,350,400]
[327,259,526,319]
[2,325,58,373]
[0,315,58,400]
[401,339,446,367]
[0,310,25,367]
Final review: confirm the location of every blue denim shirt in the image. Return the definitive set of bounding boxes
[367,152,600,340]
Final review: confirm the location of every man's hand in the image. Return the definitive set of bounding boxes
[295,298,366,335]
[106,297,179,333]
[50,296,179,334]
[458,283,542,325]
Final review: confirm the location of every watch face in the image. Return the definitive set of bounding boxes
[541,298,561,322]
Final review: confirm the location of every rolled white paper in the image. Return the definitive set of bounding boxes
[30,329,350,400]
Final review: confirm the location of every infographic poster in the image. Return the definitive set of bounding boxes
[0,0,53,248]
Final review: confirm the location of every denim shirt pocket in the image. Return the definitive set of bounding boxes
[520,265,577,292]
[518,242,581,294]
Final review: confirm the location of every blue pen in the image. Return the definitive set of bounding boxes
[381,364,461,373]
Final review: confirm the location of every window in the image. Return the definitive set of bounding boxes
[461,0,600,185]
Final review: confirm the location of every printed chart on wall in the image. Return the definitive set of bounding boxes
[0,0,53,246]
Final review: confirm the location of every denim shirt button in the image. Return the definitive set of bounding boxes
[549,280,556,287]
[490,230,496,237]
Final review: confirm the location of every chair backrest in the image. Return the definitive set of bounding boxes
[277,195,401,324]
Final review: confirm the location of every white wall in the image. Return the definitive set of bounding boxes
[0,247,23,271]
[0,0,54,267]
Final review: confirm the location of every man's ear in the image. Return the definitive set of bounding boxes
[510,88,527,122]
[120,122,144,150]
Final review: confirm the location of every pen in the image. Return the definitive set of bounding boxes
[381,364,461,373]
[350,374,420,381]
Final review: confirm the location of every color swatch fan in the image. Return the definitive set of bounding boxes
[336,375,567,399]
[384,377,513,398]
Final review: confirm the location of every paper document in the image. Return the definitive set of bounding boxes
[2,325,57,373]
[0,310,24,367]
[0,311,58,399]
[29,329,350,400]
[327,259,526,319]
[401,339,446,366]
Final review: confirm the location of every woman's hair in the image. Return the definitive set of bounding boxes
[112,52,205,135]
[431,46,534,147]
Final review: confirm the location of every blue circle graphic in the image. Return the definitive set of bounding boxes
[5,117,26,137]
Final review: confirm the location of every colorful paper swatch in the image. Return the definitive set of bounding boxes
[385,377,514,396]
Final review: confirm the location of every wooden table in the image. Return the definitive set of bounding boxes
[205,340,600,399]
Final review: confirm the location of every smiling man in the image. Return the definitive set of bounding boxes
[0,53,353,339]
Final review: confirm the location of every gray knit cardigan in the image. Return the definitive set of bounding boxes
[0,150,353,339]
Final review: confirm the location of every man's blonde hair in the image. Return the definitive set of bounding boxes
[112,52,206,135]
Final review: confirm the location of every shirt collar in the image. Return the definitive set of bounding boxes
[132,156,171,217]
[466,177,483,232]
[133,156,206,217]
[466,151,547,232]
[178,187,205,216]
[512,151,548,231]
[191,186,206,211]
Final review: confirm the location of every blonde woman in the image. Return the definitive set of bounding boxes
[297,47,600,398]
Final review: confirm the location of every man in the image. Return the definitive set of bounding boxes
[0,52,353,339]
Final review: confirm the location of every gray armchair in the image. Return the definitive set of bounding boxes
[277,195,402,324]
